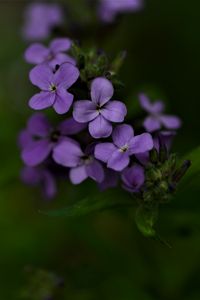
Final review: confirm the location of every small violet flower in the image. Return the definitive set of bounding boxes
[121,164,145,193]
[18,113,85,167]
[95,124,153,171]
[23,2,63,41]
[73,77,127,138]
[98,0,143,23]
[29,62,79,114]
[139,93,182,132]
[24,38,75,69]
[53,140,105,185]
[21,166,57,199]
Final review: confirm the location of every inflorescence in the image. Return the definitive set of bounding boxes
[19,1,191,236]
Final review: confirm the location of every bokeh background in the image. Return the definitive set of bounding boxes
[0,0,200,299]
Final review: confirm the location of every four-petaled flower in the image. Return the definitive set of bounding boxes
[73,77,127,138]
[24,38,75,69]
[95,124,153,171]
[29,62,79,114]
[121,164,145,193]
[53,140,104,185]
[19,113,85,167]
[139,93,181,132]
[23,3,63,41]
[98,0,143,23]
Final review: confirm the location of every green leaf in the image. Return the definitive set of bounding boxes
[41,191,134,217]
[135,205,158,238]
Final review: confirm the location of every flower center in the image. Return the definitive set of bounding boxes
[49,83,57,92]
[50,130,60,142]
[119,144,129,153]
[96,104,102,113]
[81,155,93,165]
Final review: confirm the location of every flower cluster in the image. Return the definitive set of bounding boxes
[19,18,188,204]
[19,2,192,238]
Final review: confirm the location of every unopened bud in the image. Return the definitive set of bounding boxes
[172,160,191,183]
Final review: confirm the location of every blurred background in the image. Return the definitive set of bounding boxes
[0,0,200,299]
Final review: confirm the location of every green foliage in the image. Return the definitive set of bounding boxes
[135,205,157,237]
[42,190,134,217]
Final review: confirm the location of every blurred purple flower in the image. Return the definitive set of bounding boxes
[136,131,176,165]
[24,38,75,69]
[53,140,105,184]
[23,2,63,41]
[21,166,57,199]
[29,62,79,114]
[139,93,181,132]
[73,77,127,138]
[18,113,85,167]
[121,164,145,193]
[98,0,143,23]
[95,124,153,171]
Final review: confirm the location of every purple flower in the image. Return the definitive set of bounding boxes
[29,63,79,114]
[98,0,143,23]
[73,77,127,138]
[95,124,153,171]
[21,166,57,199]
[18,113,85,167]
[139,93,182,132]
[53,140,105,185]
[24,38,75,69]
[122,164,145,193]
[22,3,63,41]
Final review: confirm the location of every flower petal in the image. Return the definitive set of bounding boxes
[122,164,145,192]
[101,100,127,122]
[112,124,134,148]
[58,117,86,135]
[18,130,33,149]
[42,170,57,199]
[129,133,153,155]
[50,53,76,68]
[20,166,41,185]
[139,93,164,114]
[29,91,55,110]
[50,38,72,53]
[54,62,79,89]
[53,139,83,167]
[22,140,52,166]
[91,77,114,106]
[29,64,53,90]
[95,143,116,163]
[53,88,74,114]
[69,165,88,184]
[89,115,112,138]
[135,152,150,166]
[160,115,182,130]
[24,43,49,64]
[144,116,161,132]
[107,150,130,171]
[86,160,104,183]
[73,100,98,123]
[27,113,52,137]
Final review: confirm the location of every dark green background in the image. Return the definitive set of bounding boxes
[0,0,199,299]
